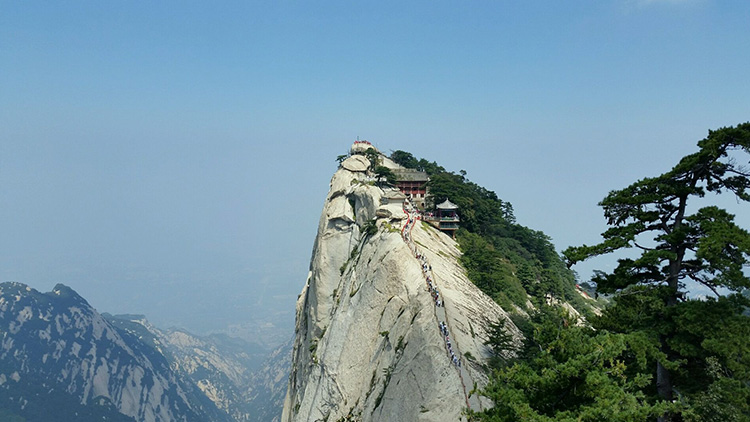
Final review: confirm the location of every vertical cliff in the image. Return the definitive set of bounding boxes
[282,150,520,422]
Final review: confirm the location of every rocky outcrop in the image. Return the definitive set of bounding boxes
[282,152,520,421]
[341,155,370,172]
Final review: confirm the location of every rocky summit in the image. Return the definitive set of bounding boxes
[282,145,522,422]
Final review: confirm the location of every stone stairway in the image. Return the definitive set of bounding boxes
[401,205,481,412]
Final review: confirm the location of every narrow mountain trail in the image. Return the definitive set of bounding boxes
[401,204,482,412]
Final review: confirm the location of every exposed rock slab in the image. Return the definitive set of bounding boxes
[341,155,370,172]
[282,153,520,422]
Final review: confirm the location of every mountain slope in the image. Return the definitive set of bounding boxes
[282,150,521,422]
[246,338,292,422]
[106,313,281,422]
[0,282,231,422]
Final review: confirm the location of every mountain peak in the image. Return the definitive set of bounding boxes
[51,282,76,295]
[282,147,518,421]
[47,282,91,307]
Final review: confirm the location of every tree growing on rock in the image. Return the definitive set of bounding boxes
[364,147,381,171]
[373,165,396,186]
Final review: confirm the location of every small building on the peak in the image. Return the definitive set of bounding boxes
[381,189,407,206]
[426,199,460,238]
[350,140,377,155]
[393,168,429,208]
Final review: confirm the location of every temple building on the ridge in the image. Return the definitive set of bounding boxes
[343,140,458,236]
[425,198,460,238]
[393,168,429,208]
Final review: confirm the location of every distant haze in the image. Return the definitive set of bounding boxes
[2,1,749,342]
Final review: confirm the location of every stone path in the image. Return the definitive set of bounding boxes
[400,204,481,412]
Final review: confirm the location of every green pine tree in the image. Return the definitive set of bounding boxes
[564,123,750,421]
[474,305,673,422]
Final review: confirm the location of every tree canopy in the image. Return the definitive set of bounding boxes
[565,123,750,300]
[390,150,445,175]
[389,150,590,313]
[373,165,397,186]
[560,123,750,420]
[474,305,674,422]
[470,123,750,422]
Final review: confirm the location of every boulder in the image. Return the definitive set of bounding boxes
[341,155,370,172]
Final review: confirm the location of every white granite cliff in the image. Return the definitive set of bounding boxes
[282,152,521,422]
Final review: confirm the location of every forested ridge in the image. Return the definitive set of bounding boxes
[389,151,593,316]
[392,122,750,422]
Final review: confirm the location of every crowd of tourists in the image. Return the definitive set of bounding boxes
[439,321,461,367]
[401,201,461,368]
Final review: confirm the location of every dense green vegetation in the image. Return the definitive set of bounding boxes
[478,306,674,421]
[394,123,750,421]
[390,150,590,314]
[373,165,397,186]
[470,123,750,421]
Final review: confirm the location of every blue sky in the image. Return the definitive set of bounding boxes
[2,1,749,340]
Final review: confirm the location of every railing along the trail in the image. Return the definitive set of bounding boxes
[401,205,472,411]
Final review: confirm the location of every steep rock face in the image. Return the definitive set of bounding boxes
[282,155,519,421]
[0,282,230,422]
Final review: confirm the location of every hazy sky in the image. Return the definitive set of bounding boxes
[2,1,749,340]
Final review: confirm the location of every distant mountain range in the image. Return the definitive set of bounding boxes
[0,282,290,422]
